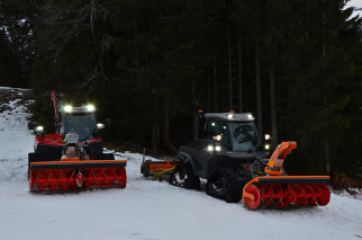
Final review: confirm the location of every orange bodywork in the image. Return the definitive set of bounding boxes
[242,141,331,209]
[141,159,178,179]
[30,160,126,166]
[242,175,330,202]
[147,159,177,172]
[29,160,127,192]
[264,141,297,176]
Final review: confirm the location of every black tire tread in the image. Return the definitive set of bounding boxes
[143,160,150,177]
[169,162,200,190]
[28,152,49,179]
[96,153,115,160]
[206,167,241,203]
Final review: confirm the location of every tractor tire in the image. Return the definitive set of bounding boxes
[97,153,115,160]
[169,162,200,190]
[142,160,151,177]
[28,153,49,179]
[206,168,242,203]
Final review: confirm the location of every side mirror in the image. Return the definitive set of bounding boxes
[105,118,111,127]
[27,121,35,130]
[97,123,105,129]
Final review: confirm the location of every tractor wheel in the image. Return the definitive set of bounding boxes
[142,160,151,177]
[28,153,35,179]
[28,153,49,179]
[97,153,115,160]
[169,162,200,190]
[206,168,241,203]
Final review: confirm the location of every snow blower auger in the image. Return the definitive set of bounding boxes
[241,141,330,209]
[27,91,127,192]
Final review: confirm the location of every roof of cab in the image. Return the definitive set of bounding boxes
[204,112,255,121]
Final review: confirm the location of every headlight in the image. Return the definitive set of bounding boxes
[264,144,270,150]
[247,114,253,119]
[215,146,221,151]
[87,105,95,111]
[35,126,44,132]
[227,114,234,119]
[64,105,72,112]
[97,123,105,129]
[207,145,214,151]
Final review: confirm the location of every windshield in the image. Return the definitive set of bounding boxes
[64,113,97,141]
[228,122,262,151]
[206,121,230,149]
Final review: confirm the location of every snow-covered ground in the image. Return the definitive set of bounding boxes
[1,87,362,240]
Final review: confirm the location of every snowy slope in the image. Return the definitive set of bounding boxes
[0,87,362,240]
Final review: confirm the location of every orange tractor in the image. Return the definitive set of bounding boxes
[27,91,127,192]
[141,112,330,209]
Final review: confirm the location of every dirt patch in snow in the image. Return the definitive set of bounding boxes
[0,88,35,114]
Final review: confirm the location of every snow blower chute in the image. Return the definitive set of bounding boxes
[27,91,127,192]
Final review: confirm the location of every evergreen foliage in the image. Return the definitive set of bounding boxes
[2,0,361,176]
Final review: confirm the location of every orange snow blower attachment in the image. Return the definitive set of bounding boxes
[242,141,330,209]
[29,160,127,192]
[141,159,177,180]
[29,133,127,192]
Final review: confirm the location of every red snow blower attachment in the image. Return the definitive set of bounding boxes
[29,133,127,191]
[242,141,330,209]
[28,91,127,192]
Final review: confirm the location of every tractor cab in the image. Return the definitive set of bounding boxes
[60,105,102,142]
[174,112,270,179]
[199,112,263,152]
[27,92,108,162]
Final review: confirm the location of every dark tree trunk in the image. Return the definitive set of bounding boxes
[213,44,218,112]
[255,16,262,135]
[270,67,277,149]
[238,29,243,113]
[228,30,232,111]
[192,79,199,140]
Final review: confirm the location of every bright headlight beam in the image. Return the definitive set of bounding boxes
[87,105,95,111]
[64,105,72,112]
[207,145,214,151]
[36,126,44,132]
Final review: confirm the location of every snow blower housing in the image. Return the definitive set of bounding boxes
[141,111,330,209]
[27,91,127,192]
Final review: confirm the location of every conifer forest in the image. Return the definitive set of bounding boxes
[1,0,361,176]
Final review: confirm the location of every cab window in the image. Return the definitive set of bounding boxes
[206,121,230,149]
